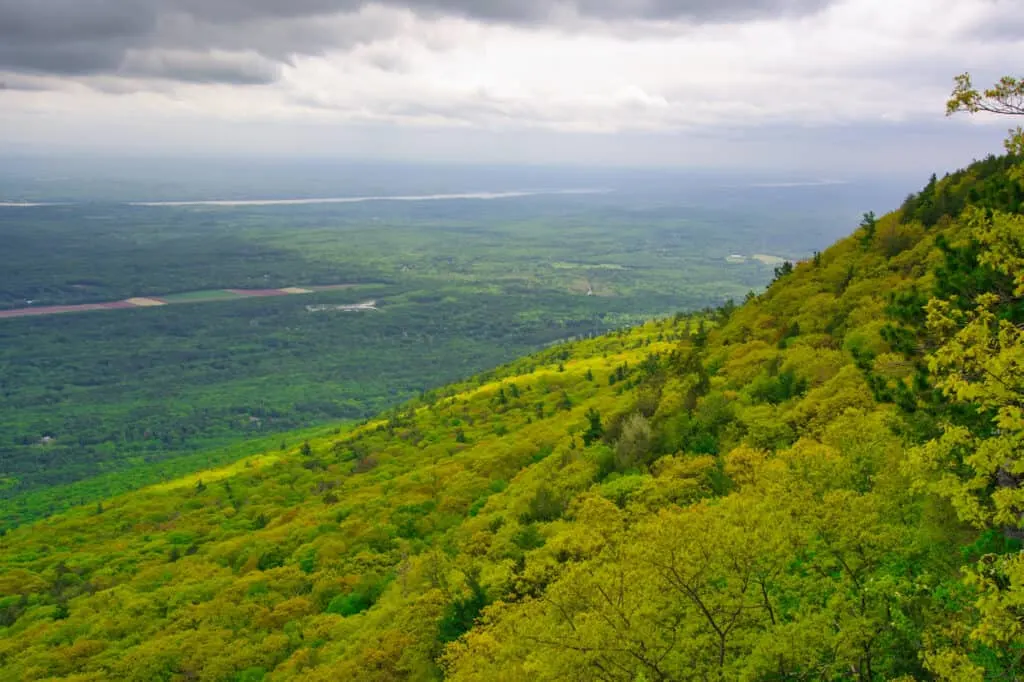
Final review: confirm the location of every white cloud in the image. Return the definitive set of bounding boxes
[249,0,1020,134]
[0,0,1020,170]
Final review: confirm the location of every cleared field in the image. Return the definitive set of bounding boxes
[0,285,362,319]
[309,284,363,292]
[226,288,293,297]
[0,303,120,318]
[159,289,246,303]
[551,261,626,270]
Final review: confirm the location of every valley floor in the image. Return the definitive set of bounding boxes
[0,284,362,319]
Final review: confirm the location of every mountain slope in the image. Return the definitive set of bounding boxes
[1,155,1023,680]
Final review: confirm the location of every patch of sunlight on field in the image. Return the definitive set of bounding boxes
[551,262,626,270]
[148,453,282,493]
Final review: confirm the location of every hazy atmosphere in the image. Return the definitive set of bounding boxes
[1,0,1019,172]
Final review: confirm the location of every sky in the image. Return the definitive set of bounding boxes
[0,0,1020,175]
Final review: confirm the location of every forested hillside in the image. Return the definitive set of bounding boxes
[1,185,796,527]
[0,151,1022,680]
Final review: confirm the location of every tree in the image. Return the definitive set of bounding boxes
[859,211,877,250]
[947,73,1024,117]
[948,73,1024,158]
[581,408,603,447]
[904,207,1024,676]
[771,261,794,283]
[438,569,488,644]
[910,208,1024,535]
[614,413,653,470]
[556,391,572,412]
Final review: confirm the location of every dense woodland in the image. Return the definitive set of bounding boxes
[0,147,1022,679]
[0,286,653,528]
[0,189,807,526]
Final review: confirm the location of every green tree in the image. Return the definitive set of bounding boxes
[614,413,653,470]
[947,73,1024,159]
[438,569,488,644]
[581,408,603,447]
[904,207,1024,677]
[947,73,1024,117]
[771,261,794,283]
[859,211,877,249]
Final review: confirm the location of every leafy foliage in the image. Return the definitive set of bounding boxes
[0,150,1023,680]
[0,191,806,525]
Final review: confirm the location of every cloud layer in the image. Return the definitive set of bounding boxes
[0,0,1020,170]
[0,1,831,77]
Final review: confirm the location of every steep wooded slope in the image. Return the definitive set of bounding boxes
[1,155,1023,681]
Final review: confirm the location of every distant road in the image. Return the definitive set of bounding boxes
[0,284,360,320]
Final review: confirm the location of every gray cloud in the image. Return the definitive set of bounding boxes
[0,42,129,75]
[965,8,1024,42]
[0,0,832,84]
[120,49,282,84]
[0,0,151,75]
[362,47,413,73]
[0,75,57,92]
[2,0,1017,172]
[342,0,830,23]
[0,0,156,43]
[151,11,408,62]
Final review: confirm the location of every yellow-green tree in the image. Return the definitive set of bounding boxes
[948,72,1024,160]
[906,206,1024,677]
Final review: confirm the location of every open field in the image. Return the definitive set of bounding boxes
[158,289,247,303]
[0,285,364,319]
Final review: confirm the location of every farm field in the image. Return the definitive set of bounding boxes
[0,285,365,319]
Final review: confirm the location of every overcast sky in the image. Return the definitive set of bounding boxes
[1,0,1019,174]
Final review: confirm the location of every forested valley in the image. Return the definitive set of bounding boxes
[2,67,1024,679]
[1,169,853,527]
[0,136,1022,680]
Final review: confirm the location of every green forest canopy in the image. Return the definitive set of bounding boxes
[0,74,1022,680]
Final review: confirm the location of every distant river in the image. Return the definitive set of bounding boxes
[127,189,609,207]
